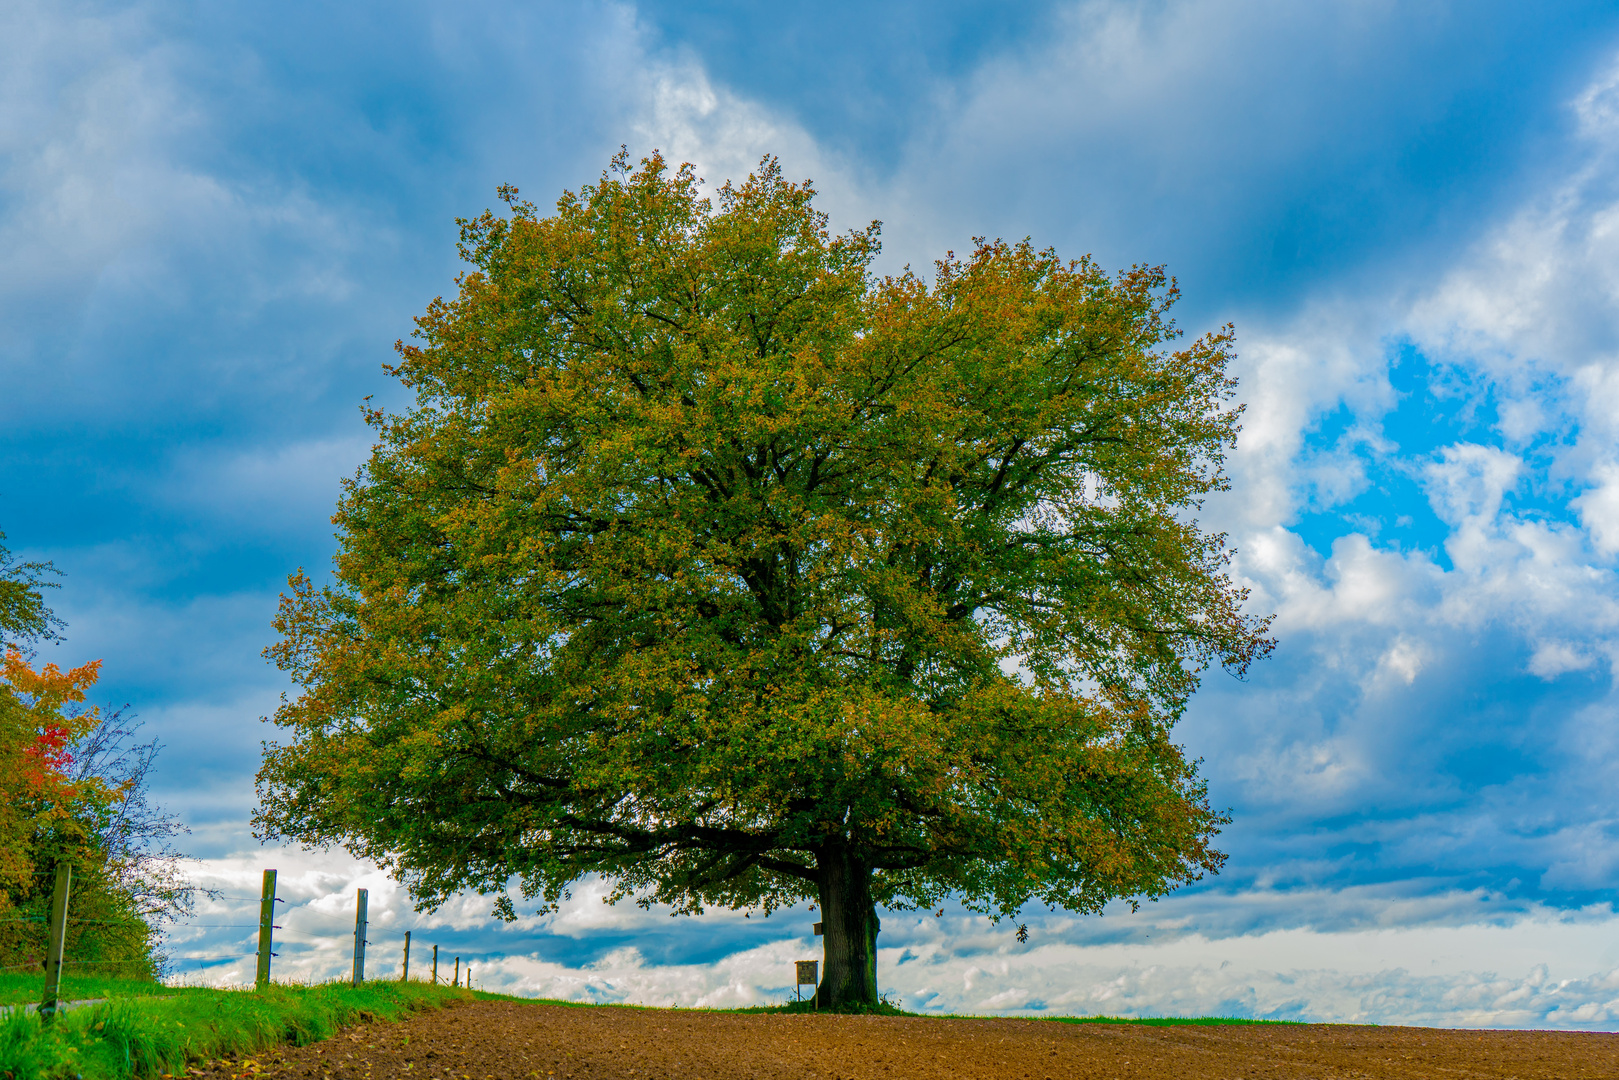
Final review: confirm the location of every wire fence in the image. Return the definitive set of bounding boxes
[4,868,483,1001]
[164,887,475,987]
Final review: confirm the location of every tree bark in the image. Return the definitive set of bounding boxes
[815,846,880,1009]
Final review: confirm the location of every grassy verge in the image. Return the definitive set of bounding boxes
[0,979,472,1080]
[0,973,194,1009]
[732,999,910,1016]
[1049,1015,1301,1026]
[731,999,1299,1024]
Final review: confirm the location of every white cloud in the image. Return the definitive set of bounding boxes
[1120,54,1619,937]
[0,3,184,301]
[0,0,652,429]
[0,1,378,424]
[622,52,887,270]
[1210,50,1619,705]
[161,435,372,536]
[163,845,1619,1027]
[1573,462,1619,556]
[1528,639,1595,678]
[1422,444,1523,532]
[1376,636,1428,685]
[1399,51,1619,578]
[875,924,1619,1027]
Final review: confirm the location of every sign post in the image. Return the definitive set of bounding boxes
[795,960,819,1010]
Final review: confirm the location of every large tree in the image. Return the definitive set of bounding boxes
[257,153,1272,1008]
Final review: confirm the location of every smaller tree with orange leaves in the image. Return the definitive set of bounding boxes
[0,531,179,977]
[0,651,116,880]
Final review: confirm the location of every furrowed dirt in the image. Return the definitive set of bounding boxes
[190,1000,1619,1080]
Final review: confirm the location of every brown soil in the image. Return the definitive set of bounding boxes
[192,1000,1619,1080]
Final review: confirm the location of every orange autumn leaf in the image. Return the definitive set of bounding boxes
[4,649,102,787]
[1,648,121,903]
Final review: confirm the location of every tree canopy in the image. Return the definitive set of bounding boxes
[0,531,191,978]
[257,153,1273,1007]
[1,529,61,651]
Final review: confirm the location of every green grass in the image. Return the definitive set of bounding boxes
[728,997,1295,1024]
[1048,1015,1302,1026]
[0,979,473,1080]
[0,972,196,1009]
[731,998,910,1016]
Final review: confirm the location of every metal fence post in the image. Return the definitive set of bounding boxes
[39,863,71,1022]
[352,887,368,986]
[401,930,411,981]
[256,869,277,989]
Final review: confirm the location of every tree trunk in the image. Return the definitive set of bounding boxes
[815,847,880,1009]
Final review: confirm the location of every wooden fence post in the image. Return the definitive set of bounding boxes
[401,930,410,981]
[452,956,459,988]
[256,869,277,989]
[431,943,438,984]
[352,888,368,986]
[39,863,71,1022]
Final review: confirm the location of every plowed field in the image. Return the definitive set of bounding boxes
[193,1000,1619,1079]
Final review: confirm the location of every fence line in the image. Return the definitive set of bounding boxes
[5,864,481,1020]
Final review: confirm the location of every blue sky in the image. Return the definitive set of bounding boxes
[7,0,1619,1026]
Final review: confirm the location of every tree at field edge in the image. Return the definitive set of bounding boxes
[256,152,1273,1009]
